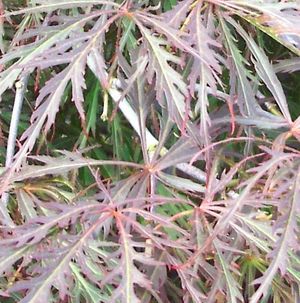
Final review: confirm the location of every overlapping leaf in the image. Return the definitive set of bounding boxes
[1,0,300,302]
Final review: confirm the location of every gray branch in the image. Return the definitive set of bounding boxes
[1,74,29,226]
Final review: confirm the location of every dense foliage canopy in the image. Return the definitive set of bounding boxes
[0,0,300,302]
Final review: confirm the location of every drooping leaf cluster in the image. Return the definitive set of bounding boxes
[0,0,300,302]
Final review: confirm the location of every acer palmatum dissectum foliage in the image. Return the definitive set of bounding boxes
[0,0,300,302]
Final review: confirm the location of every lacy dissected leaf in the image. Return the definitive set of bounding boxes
[70,262,109,303]
[105,205,194,302]
[206,148,298,251]
[219,14,260,117]
[186,4,221,146]
[135,7,222,135]
[250,165,300,303]
[102,214,152,303]
[0,9,106,96]
[0,202,103,247]
[0,201,112,302]
[5,0,121,16]
[213,0,300,55]
[14,16,116,163]
[218,14,290,132]
[186,4,221,91]
[134,10,205,63]
[167,254,207,303]
[8,231,104,302]
[136,24,188,127]
[228,16,292,123]
[0,151,142,193]
[216,246,243,303]
[162,0,194,28]
[248,2,300,51]
[0,10,121,196]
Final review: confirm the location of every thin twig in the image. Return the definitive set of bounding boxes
[1,74,29,226]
